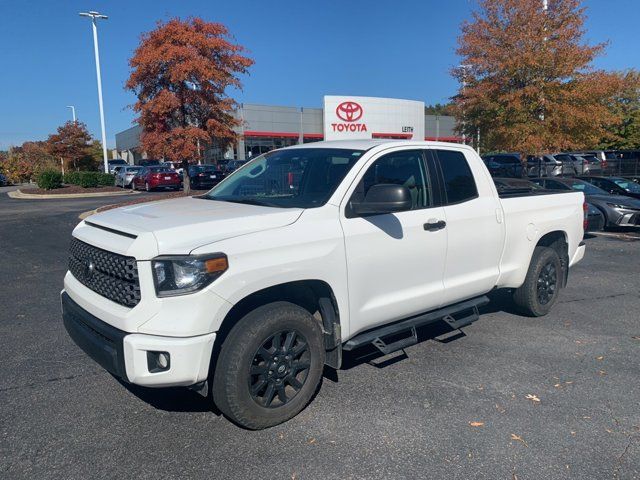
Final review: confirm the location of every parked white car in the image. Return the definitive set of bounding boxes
[62,140,586,429]
[115,166,142,188]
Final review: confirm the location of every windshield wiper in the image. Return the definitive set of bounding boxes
[208,197,281,207]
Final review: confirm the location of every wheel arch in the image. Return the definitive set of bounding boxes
[210,280,342,376]
[535,230,569,287]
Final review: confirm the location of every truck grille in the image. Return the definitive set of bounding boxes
[68,237,141,308]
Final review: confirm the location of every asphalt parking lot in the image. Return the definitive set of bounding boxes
[1,189,639,480]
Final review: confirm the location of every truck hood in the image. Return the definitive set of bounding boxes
[86,196,304,255]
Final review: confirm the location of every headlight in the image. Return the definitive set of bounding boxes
[606,203,632,209]
[151,254,228,297]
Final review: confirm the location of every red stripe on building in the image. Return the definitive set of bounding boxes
[243,131,300,138]
[372,132,413,139]
[302,133,324,139]
[425,136,463,142]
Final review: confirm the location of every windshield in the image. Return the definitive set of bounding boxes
[567,179,607,195]
[149,167,173,173]
[126,167,141,172]
[205,148,364,208]
[612,178,640,193]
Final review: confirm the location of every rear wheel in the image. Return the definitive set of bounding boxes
[513,246,562,317]
[212,302,325,430]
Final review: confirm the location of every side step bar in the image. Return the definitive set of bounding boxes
[343,296,489,354]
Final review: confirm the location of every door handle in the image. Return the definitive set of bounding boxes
[423,220,446,231]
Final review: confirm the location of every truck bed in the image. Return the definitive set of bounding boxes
[497,187,573,199]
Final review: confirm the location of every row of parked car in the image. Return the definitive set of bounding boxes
[493,175,640,231]
[482,150,640,179]
[110,159,249,192]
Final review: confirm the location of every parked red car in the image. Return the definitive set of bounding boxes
[131,166,181,191]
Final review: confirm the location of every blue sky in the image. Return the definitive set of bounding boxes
[1,0,638,149]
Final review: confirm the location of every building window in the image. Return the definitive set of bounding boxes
[244,136,299,158]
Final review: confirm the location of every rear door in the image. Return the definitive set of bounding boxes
[340,148,447,336]
[432,148,505,305]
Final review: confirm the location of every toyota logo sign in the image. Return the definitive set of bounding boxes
[336,101,363,122]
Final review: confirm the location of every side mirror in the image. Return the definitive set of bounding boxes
[351,184,412,216]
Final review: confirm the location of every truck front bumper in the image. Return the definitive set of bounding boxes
[62,292,215,387]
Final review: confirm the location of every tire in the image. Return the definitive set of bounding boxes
[513,246,563,317]
[594,206,611,230]
[212,302,325,430]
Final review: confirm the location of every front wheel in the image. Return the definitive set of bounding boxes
[212,302,325,430]
[513,246,562,317]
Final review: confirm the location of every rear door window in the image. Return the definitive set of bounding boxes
[435,150,478,204]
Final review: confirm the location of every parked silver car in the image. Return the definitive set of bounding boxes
[115,166,142,187]
[527,154,577,177]
[570,154,602,175]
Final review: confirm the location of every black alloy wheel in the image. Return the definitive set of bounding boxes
[536,262,557,305]
[249,330,310,408]
[212,301,325,429]
[512,246,563,317]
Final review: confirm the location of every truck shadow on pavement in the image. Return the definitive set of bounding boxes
[115,377,218,414]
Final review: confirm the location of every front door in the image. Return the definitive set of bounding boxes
[340,148,447,337]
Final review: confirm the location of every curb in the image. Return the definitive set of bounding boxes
[78,203,119,220]
[79,208,98,220]
[7,189,140,199]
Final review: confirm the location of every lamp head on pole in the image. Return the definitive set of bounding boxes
[79,11,108,20]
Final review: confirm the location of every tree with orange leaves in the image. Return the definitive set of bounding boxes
[454,0,625,155]
[126,18,254,165]
[46,121,92,173]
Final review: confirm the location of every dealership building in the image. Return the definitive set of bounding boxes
[115,96,460,163]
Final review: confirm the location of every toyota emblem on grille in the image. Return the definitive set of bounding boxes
[336,101,363,122]
[85,258,96,278]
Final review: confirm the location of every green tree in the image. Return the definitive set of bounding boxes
[600,71,640,149]
[425,103,455,116]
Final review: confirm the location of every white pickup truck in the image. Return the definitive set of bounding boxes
[62,140,586,429]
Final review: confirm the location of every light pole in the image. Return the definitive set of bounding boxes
[457,64,471,144]
[79,11,109,173]
[66,105,76,123]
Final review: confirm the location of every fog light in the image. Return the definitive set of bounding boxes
[158,352,169,368]
[147,351,170,373]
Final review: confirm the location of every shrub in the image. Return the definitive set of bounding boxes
[61,170,115,188]
[97,173,115,186]
[37,170,63,190]
[78,172,99,188]
[63,171,82,185]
